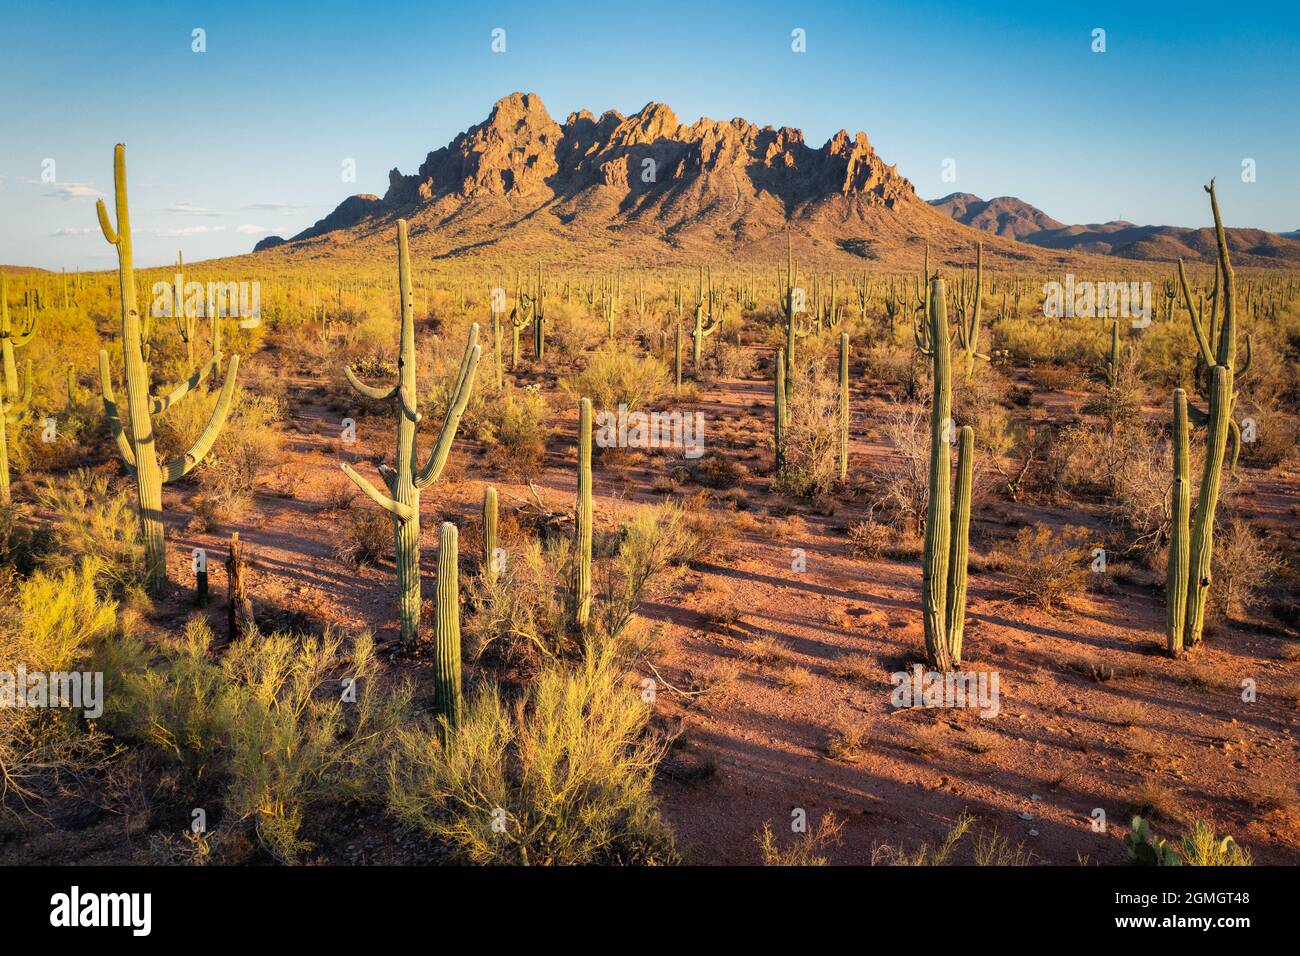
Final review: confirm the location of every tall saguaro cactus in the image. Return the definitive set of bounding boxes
[574,397,593,630]
[0,355,31,505]
[953,242,987,381]
[96,144,241,591]
[434,521,463,727]
[340,219,481,642]
[774,348,788,474]
[916,277,975,671]
[1168,181,1252,650]
[692,268,721,368]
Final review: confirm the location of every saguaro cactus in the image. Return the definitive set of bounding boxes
[1169,180,1252,650]
[574,397,593,630]
[783,235,809,402]
[340,219,481,642]
[692,268,721,368]
[0,274,37,407]
[0,356,31,505]
[482,484,499,584]
[96,144,241,591]
[1166,389,1191,657]
[532,263,547,360]
[953,242,987,381]
[916,277,975,671]
[434,521,463,727]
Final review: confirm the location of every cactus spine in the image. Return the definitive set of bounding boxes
[340,219,481,642]
[434,521,463,728]
[483,485,499,584]
[917,277,975,671]
[838,332,849,481]
[574,397,593,630]
[96,144,241,591]
[1166,389,1191,656]
[1170,180,1252,650]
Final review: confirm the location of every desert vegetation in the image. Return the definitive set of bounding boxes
[1,119,1297,871]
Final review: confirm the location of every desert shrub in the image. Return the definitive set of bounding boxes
[716,342,753,379]
[756,811,843,865]
[997,522,1093,610]
[108,621,408,863]
[333,509,392,569]
[38,470,142,594]
[467,502,691,666]
[874,812,975,866]
[0,503,42,582]
[1177,820,1252,866]
[387,640,676,865]
[0,561,120,808]
[875,401,930,533]
[563,347,669,414]
[772,370,840,498]
[1240,404,1300,467]
[1210,520,1282,622]
[849,518,891,559]
[193,393,285,524]
[477,383,550,471]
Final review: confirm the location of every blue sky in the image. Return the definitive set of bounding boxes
[2,0,1297,269]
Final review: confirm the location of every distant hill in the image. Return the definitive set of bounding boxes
[930,193,1300,267]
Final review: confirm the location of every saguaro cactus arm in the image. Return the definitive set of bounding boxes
[1176,259,1216,367]
[343,365,400,402]
[413,323,481,490]
[161,355,241,483]
[340,462,416,522]
[96,349,136,470]
[150,354,219,415]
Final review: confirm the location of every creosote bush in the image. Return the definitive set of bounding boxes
[995,522,1093,611]
[387,638,676,865]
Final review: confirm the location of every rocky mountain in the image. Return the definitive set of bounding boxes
[252,93,1059,268]
[930,193,1300,267]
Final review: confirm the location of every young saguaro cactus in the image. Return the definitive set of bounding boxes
[96,144,241,591]
[916,277,975,671]
[1169,180,1253,650]
[434,521,464,727]
[574,397,593,631]
[482,484,499,584]
[340,219,481,643]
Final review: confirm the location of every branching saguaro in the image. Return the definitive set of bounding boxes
[915,276,975,671]
[96,144,241,591]
[340,218,481,642]
[1167,180,1253,654]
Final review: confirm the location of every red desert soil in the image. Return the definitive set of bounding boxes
[13,347,1299,866]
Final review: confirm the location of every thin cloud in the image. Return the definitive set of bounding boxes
[236,224,267,235]
[163,200,220,217]
[45,182,103,201]
[243,201,313,212]
[52,226,98,237]
[141,225,227,238]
